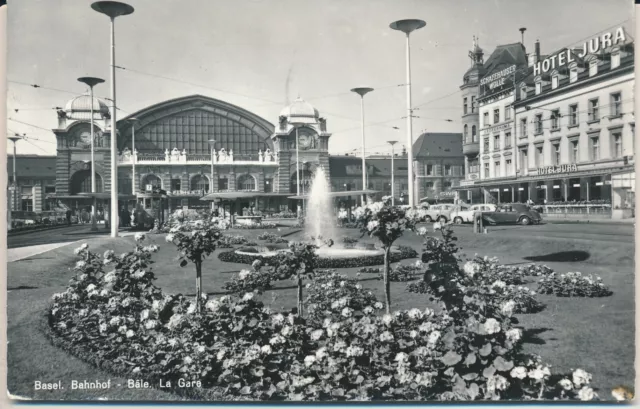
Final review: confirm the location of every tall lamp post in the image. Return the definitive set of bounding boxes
[208,139,216,211]
[387,140,398,205]
[351,87,374,205]
[124,117,139,195]
[390,19,426,208]
[91,0,134,238]
[78,76,105,231]
[8,134,23,230]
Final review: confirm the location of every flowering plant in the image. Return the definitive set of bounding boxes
[537,272,612,297]
[234,221,277,229]
[218,234,250,248]
[257,232,289,243]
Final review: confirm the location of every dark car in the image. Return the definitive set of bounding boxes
[481,203,542,226]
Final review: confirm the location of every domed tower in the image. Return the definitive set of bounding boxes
[52,93,111,197]
[272,97,331,194]
[461,36,484,180]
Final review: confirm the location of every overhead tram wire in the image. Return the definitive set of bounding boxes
[22,138,49,153]
[8,117,52,131]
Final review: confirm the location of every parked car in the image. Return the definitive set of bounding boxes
[481,203,542,226]
[423,204,457,223]
[449,204,497,224]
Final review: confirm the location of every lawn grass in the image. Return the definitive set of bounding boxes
[6,224,634,400]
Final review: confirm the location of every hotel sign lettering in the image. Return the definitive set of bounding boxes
[481,121,512,137]
[537,164,577,176]
[480,65,517,90]
[534,27,626,76]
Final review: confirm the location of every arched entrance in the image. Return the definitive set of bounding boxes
[141,174,162,192]
[70,170,103,194]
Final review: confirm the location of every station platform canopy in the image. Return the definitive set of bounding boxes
[288,189,379,200]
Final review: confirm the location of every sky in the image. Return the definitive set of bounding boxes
[5,0,634,156]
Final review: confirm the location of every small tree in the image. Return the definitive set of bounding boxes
[354,198,415,313]
[165,216,221,312]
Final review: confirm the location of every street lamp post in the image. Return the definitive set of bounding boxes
[124,117,140,195]
[8,134,23,229]
[351,87,374,205]
[390,19,426,208]
[208,139,216,210]
[78,77,105,232]
[92,1,134,238]
[387,140,398,205]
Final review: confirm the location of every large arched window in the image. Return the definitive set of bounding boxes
[463,124,468,142]
[237,174,256,191]
[191,175,210,192]
[141,174,162,191]
[70,170,103,195]
[472,125,477,143]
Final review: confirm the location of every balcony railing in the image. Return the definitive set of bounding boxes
[118,148,279,166]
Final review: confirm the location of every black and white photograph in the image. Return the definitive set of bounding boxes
[3,0,637,403]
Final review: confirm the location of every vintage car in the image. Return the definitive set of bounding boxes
[449,204,497,224]
[422,203,457,223]
[481,203,542,226]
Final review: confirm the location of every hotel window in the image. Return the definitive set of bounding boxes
[493,135,500,150]
[535,146,543,167]
[520,118,528,138]
[588,98,599,122]
[551,110,560,130]
[21,198,33,212]
[464,124,468,142]
[218,177,228,190]
[483,112,489,127]
[443,181,453,189]
[553,143,561,165]
[463,97,468,114]
[471,96,476,113]
[444,165,452,176]
[551,75,559,89]
[504,132,512,148]
[590,137,600,160]
[535,114,543,134]
[483,137,489,152]
[520,149,528,170]
[570,67,578,83]
[505,105,511,120]
[506,159,512,174]
[535,82,541,95]
[571,141,579,163]
[569,104,578,126]
[612,132,623,158]
[426,164,433,176]
[494,161,500,177]
[520,86,527,100]
[494,108,500,124]
[471,125,477,142]
[483,163,489,178]
[610,93,622,117]
[170,178,181,192]
[589,60,598,76]
[611,50,621,69]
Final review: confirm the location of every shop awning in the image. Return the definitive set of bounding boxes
[288,189,379,200]
[77,192,137,200]
[200,192,291,201]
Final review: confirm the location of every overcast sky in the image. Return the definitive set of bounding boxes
[6,0,634,156]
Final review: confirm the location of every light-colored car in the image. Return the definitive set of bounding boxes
[449,204,497,224]
[423,204,457,223]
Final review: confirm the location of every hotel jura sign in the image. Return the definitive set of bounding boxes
[537,164,577,176]
[481,65,517,90]
[481,121,513,137]
[534,27,627,76]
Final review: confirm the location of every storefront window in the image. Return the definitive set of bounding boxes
[552,179,563,200]
[536,181,546,201]
[568,178,581,201]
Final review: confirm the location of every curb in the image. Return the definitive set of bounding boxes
[544,220,635,225]
[7,224,78,237]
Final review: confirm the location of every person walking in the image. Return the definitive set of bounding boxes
[65,208,72,226]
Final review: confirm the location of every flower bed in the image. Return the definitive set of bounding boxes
[257,232,289,243]
[218,235,250,248]
[537,272,613,297]
[233,222,278,230]
[218,245,419,269]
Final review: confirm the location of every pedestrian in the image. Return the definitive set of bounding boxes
[65,208,72,226]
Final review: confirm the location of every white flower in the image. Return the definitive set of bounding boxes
[310,329,324,341]
[165,234,175,243]
[78,274,88,282]
[367,220,379,231]
[492,280,506,289]
[304,355,316,367]
[78,309,88,317]
[463,261,479,277]
[341,307,353,318]
[528,368,546,381]
[281,326,292,337]
[216,349,226,360]
[315,347,328,360]
[184,356,193,365]
[99,289,109,297]
[133,270,146,279]
[272,313,285,325]
[380,331,394,342]
[572,369,592,387]
[104,271,116,283]
[346,345,364,357]
[134,232,146,242]
[500,300,516,317]
[374,302,384,310]
[493,375,509,391]
[196,345,205,354]
[167,314,183,330]
[109,316,121,326]
[363,306,374,315]
[243,292,254,301]
[558,379,573,391]
[74,243,89,255]
[238,270,251,280]
[394,352,409,363]
[99,323,107,333]
[86,284,97,292]
[125,329,135,338]
[578,386,595,401]
[51,292,64,301]
[409,330,418,338]
[483,318,501,334]
[382,314,393,326]
[417,227,428,236]
[510,366,528,379]
[260,345,272,355]
[407,308,423,320]
[141,310,150,320]
[75,260,87,269]
[205,300,221,312]
[269,334,286,345]
[505,328,522,343]
[433,222,442,231]
[251,259,262,271]
[428,330,441,344]
[145,320,158,330]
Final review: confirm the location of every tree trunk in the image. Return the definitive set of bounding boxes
[195,260,202,313]
[383,246,391,314]
[297,272,304,318]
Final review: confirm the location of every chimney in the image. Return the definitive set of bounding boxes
[535,39,541,63]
